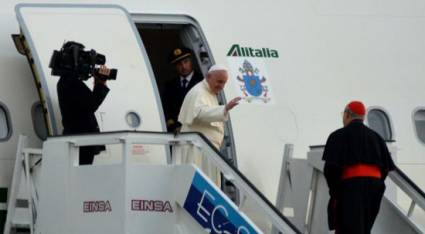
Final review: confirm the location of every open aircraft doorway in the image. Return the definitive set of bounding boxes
[134,15,239,202]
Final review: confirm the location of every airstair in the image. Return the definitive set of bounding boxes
[3,131,300,234]
[275,144,425,234]
[4,132,425,233]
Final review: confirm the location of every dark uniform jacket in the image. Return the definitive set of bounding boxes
[322,120,395,230]
[57,75,109,154]
[162,71,203,132]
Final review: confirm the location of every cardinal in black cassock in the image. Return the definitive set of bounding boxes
[322,101,395,234]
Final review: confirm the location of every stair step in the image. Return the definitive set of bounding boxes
[13,227,31,234]
[11,207,31,228]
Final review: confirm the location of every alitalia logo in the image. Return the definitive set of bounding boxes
[227,44,279,58]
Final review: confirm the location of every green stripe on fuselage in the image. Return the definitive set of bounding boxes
[0,210,6,233]
[0,188,7,233]
[0,188,7,203]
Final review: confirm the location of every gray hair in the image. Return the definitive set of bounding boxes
[345,108,365,120]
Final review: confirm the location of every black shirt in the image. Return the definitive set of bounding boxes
[57,75,109,135]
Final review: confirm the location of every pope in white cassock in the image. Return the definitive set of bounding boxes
[178,65,241,187]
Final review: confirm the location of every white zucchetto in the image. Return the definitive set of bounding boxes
[208,64,228,73]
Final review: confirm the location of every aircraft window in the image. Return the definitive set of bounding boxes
[31,102,48,140]
[367,109,392,141]
[413,109,425,144]
[126,111,141,128]
[0,103,12,141]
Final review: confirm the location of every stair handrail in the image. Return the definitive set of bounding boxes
[46,130,301,234]
[307,144,425,228]
[389,166,425,216]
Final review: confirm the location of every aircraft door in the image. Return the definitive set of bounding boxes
[15,4,167,164]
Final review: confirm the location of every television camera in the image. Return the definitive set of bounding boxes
[49,41,117,81]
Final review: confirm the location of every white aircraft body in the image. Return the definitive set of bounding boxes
[1,0,425,233]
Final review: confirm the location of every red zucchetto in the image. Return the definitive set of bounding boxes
[346,101,366,116]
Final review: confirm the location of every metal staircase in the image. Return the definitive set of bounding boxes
[4,136,41,234]
[3,132,300,234]
[275,144,425,234]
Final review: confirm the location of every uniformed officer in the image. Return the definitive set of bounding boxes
[162,47,203,132]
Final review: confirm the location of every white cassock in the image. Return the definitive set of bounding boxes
[178,79,228,186]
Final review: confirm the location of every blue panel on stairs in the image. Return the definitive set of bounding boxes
[183,171,259,234]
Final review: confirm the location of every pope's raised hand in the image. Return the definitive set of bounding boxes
[225,97,242,112]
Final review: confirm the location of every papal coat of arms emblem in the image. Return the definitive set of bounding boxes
[237,60,270,103]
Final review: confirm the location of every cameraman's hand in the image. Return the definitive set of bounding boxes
[94,65,110,85]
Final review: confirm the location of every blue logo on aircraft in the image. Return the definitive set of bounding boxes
[243,75,262,97]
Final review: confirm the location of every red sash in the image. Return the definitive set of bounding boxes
[342,164,381,180]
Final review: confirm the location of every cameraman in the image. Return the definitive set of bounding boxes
[57,65,111,165]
